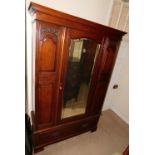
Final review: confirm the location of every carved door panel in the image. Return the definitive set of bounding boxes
[35,21,65,129]
[89,37,121,114]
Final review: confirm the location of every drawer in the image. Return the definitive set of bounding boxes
[39,131,61,144]
[38,128,70,145]
[38,116,98,145]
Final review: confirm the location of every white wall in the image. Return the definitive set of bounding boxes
[26,0,113,25]
[102,0,129,124]
[111,46,129,123]
[26,0,114,116]
[26,8,32,116]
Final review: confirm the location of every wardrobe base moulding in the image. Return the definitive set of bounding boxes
[32,112,99,153]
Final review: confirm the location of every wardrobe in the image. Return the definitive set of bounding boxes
[28,2,126,152]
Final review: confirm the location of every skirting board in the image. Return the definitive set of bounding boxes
[111,105,129,124]
[102,105,129,124]
[102,103,111,111]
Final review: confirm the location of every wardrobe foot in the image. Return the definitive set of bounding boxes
[91,126,97,132]
[34,147,44,153]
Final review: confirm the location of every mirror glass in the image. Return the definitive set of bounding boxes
[61,38,100,118]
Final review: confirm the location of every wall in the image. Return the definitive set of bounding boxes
[111,47,129,123]
[102,0,129,124]
[26,0,114,116]
[26,0,113,25]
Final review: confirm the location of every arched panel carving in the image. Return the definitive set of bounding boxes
[39,35,57,72]
[40,27,58,42]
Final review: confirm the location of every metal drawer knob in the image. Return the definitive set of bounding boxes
[59,86,63,91]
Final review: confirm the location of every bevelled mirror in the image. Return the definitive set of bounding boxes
[61,38,100,118]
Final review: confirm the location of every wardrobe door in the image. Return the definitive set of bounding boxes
[57,29,103,121]
[89,37,121,114]
[35,21,65,129]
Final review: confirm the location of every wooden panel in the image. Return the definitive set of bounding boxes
[35,21,66,129]
[38,22,59,72]
[103,48,114,72]
[35,115,99,147]
[85,38,106,115]
[69,29,102,42]
[91,81,108,114]
[38,85,54,125]
[39,72,56,85]
[89,38,120,114]
[102,40,118,73]
[39,37,56,71]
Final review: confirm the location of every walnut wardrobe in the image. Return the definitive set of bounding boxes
[28,2,126,152]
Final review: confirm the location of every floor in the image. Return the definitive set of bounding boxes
[34,110,129,155]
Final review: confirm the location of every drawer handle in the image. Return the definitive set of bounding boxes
[51,132,60,137]
[81,123,88,128]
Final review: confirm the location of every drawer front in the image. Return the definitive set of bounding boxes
[39,130,64,144]
[38,116,98,145]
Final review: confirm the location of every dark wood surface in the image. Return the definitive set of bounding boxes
[28,2,125,37]
[35,21,66,129]
[28,2,126,153]
[34,115,99,149]
[123,146,129,155]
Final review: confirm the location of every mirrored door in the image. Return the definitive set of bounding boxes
[61,38,100,118]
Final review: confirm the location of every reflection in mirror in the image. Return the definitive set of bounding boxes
[61,38,100,118]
